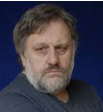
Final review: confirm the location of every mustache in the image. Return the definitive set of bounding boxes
[42,65,66,75]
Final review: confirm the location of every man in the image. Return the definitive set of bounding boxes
[0,4,103,112]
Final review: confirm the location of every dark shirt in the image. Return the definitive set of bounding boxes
[0,73,103,112]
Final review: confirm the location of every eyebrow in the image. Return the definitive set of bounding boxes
[33,42,48,48]
[56,41,71,46]
[33,39,71,47]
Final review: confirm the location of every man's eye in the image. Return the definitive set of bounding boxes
[56,46,67,54]
[37,48,44,51]
[36,47,48,53]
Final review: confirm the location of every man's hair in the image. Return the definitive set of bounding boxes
[13,4,78,56]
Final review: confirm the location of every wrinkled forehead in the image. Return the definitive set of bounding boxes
[26,20,72,46]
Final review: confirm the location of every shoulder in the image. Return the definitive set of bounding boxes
[0,92,42,112]
[69,79,94,92]
[0,73,43,112]
[68,79,103,112]
[68,79,100,100]
[68,79,99,96]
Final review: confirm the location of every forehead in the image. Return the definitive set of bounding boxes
[27,20,72,46]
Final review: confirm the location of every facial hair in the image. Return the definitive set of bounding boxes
[24,58,74,94]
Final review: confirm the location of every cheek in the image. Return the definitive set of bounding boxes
[29,56,46,73]
[60,51,74,69]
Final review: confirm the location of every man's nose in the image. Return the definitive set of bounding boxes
[47,49,59,65]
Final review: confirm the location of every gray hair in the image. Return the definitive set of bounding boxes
[13,4,78,57]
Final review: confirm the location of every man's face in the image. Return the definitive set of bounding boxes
[21,20,75,94]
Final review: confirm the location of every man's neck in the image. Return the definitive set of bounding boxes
[54,89,69,103]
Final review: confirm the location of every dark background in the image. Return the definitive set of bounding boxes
[0,1,103,102]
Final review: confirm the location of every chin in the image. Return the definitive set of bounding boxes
[39,77,68,94]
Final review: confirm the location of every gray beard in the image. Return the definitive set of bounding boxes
[23,59,73,94]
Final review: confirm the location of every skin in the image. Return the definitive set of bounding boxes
[21,19,75,103]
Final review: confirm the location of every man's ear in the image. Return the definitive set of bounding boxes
[20,54,27,67]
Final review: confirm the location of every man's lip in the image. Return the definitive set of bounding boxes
[45,70,62,74]
[46,69,61,73]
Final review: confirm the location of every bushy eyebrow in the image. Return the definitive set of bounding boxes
[56,42,69,46]
[33,41,44,45]
[33,39,71,47]
[56,41,72,47]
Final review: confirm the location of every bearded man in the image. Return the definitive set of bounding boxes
[0,4,103,112]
